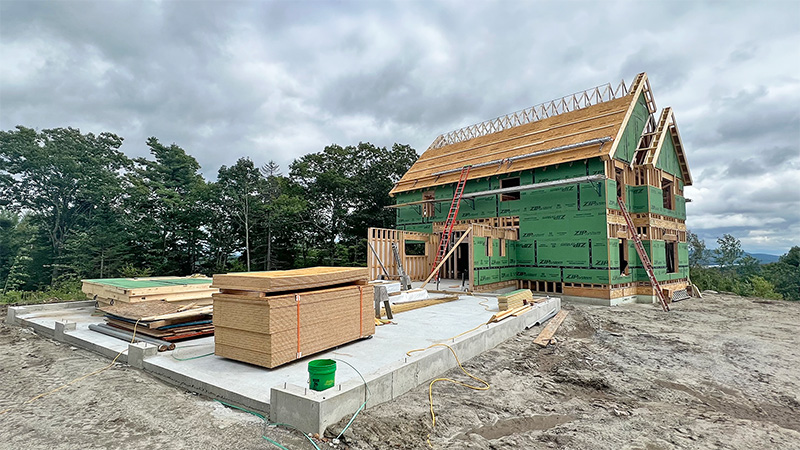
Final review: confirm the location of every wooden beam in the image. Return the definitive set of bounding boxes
[420,226,473,287]
[534,310,569,347]
[488,304,530,323]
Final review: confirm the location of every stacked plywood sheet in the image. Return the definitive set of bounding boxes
[211,267,374,368]
[82,276,217,307]
[99,301,214,341]
[497,289,534,311]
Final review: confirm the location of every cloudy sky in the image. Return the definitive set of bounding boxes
[1,0,798,254]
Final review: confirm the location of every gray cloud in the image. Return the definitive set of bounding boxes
[1,0,799,254]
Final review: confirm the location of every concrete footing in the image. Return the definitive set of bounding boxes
[269,298,559,434]
[559,294,661,306]
[7,296,560,436]
[54,320,76,341]
[128,342,158,369]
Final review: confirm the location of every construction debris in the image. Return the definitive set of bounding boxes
[98,301,214,343]
[382,295,460,316]
[488,304,531,323]
[534,310,569,347]
[374,317,393,326]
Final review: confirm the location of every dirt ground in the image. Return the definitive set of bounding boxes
[2,293,799,449]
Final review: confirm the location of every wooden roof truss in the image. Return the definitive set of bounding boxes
[631,107,667,167]
[391,72,691,195]
[635,72,658,115]
[428,79,630,151]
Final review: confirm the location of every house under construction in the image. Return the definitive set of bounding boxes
[368,72,692,305]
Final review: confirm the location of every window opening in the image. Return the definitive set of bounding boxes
[615,168,625,202]
[405,241,426,256]
[665,241,678,273]
[619,238,629,275]
[422,191,435,217]
[500,177,521,201]
[661,178,674,210]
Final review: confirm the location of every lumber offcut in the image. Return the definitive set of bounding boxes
[488,304,531,323]
[534,310,569,347]
[212,269,375,368]
[98,301,214,342]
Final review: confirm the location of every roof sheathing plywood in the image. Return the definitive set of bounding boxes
[391,95,633,195]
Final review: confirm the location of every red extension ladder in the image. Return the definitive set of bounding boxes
[618,197,670,312]
[430,166,472,279]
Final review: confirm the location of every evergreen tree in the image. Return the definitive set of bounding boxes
[124,137,208,275]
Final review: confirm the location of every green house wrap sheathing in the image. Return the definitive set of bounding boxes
[564,268,611,284]
[605,183,686,222]
[476,268,500,285]
[613,92,649,163]
[394,138,690,290]
[395,190,423,225]
[656,134,683,178]
[396,162,611,227]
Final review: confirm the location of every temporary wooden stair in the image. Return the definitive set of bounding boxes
[618,198,670,312]
[430,166,471,280]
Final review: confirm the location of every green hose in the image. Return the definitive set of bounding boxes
[214,359,369,446]
[214,399,321,450]
[332,358,370,440]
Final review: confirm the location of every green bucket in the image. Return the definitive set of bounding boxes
[308,359,336,391]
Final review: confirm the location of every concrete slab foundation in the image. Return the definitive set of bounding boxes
[7,295,560,435]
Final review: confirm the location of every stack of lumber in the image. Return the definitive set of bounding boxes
[211,267,375,369]
[489,304,532,323]
[82,276,217,307]
[497,289,534,311]
[98,301,214,342]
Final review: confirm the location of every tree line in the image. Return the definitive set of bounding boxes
[0,126,418,295]
[2,126,797,302]
[687,232,799,301]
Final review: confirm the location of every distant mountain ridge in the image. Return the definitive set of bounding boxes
[746,252,780,264]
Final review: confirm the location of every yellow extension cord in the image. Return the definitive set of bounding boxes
[0,319,142,416]
[406,320,492,448]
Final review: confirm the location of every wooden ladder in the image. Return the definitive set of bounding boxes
[618,197,670,312]
[430,166,471,279]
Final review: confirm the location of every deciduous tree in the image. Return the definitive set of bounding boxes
[0,126,127,282]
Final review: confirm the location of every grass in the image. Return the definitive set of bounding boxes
[0,281,85,305]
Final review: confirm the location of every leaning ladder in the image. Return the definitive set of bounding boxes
[430,166,472,279]
[391,242,411,290]
[618,197,670,312]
